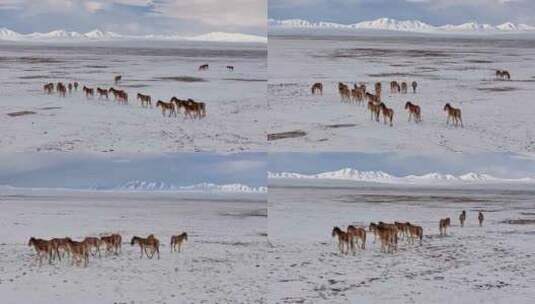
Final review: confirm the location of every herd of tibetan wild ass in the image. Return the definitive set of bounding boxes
[332,210,485,255]
[28,232,189,267]
[311,69,512,128]
[41,64,235,120]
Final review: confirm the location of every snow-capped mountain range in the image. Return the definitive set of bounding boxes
[269,18,535,34]
[268,168,535,185]
[0,28,267,43]
[111,181,267,193]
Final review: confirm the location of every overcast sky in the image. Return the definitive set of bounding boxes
[269,152,535,179]
[0,0,266,35]
[269,0,535,26]
[0,153,266,189]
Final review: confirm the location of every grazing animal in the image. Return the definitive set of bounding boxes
[170,232,188,253]
[28,237,53,266]
[369,222,378,243]
[97,87,109,100]
[130,235,160,259]
[478,211,484,227]
[109,88,128,104]
[496,70,511,80]
[50,237,72,261]
[376,223,398,253]
[73,82,79,90]
[172,97,206,119]
[83,86,94,98]
[406,222,423,245]
[368,101,381,122]
[444,103,463,127]
[366,92,380,103]
[379,102,394,127]
[401,82,408,94]
[100,234,121,255]
[114,75,122,84]
[390,81,401,93]
[43,83,54,94]
[459,210,467,228]
[405,101,421,123]
[82,237,102,257]
[198,64,209,71]
[439,217,451,236]
[226,65,234,71]
[331,226,350,255]
[347,225,366,251]
[137,93,152,108]
[338,83,351,102]
[374,82,382,100]
[56,82,67,97]
[66,239,89,267]
[156,100,177,117]
[394,222,410,240]
[311,82,323,95]
[412,81,417,93]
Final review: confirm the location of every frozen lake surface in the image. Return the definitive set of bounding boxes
[0,41,267,152]
[0,189,267,303]
[268,184,535,303]
[268,35,535,153]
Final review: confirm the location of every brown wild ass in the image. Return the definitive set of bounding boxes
[478,211,484,227]
[28,237,54,266]
[401,82,408,94]
[405,101,421,123]
[156,100,177,117]
[97,87,109,100]
[444,103,463,127]
[170,232,188,253]
[130,234,160,259]
[66,239,89,267]
[379,102,394,127]
[439,217,451,236]
[347,225,366,251]
[331,226,351,255]
[459,210,466,227]
[137,93,152,108]
[311,82,323,95]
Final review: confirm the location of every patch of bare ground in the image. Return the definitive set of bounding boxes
[38,107,62,110]
[7,111,36,117]
[155,76,206,82]
[466,59,493,64]
[223,78,267,82]
[324,124,357,129]
[18,75,49,79]
[477,86,518,92]
[268,130,307,141]
[500,219,535,225]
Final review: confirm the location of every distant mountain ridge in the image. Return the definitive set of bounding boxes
[268,168,535,185]
[111,181,267,193]
[269,18,535,34]
[0,28,267,43]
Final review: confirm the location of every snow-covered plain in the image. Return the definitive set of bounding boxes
[268,183,535,304]
[268,35,535,153]
[0,41,266,152]
[0,189,267,303]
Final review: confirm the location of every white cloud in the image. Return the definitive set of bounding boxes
[152,0,266,28]
[84,1,105,12]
